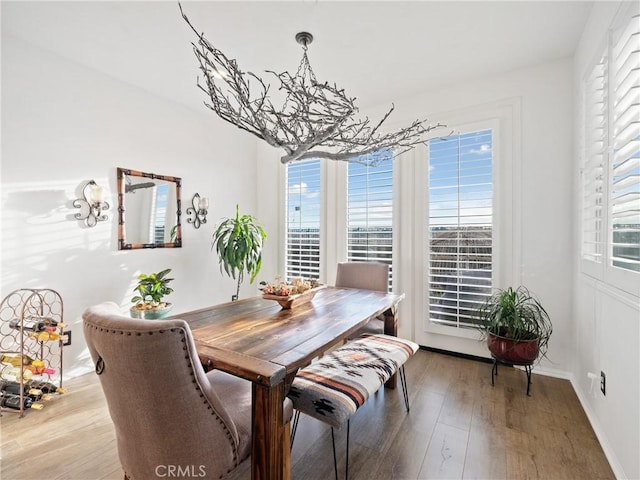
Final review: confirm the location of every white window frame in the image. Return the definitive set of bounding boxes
[581,2,640,297]
[279,152,398,289]
[423,119,501,339]
[276,99,521,353]
[580,41,607,281]
[411,98,521,348]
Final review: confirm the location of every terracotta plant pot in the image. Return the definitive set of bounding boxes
[487,331,539,364]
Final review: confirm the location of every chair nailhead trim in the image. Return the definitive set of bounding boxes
[85,319,241,465]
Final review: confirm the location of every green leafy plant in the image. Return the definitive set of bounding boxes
[476,286,553,360]
[131,268,174,308]
[212,205,267,300]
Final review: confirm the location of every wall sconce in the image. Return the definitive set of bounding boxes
[186,193,208,229]
[73,180,109,227]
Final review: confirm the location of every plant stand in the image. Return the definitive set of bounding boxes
[491,355,534,396]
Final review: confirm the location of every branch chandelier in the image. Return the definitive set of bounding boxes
[181,5,446,166]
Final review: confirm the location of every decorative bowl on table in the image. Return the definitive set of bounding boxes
[260,278,325,309]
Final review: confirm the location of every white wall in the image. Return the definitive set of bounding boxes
[572,2,640,478]
[1,35,261,377]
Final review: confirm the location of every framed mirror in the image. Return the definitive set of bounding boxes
[117,168,182,250]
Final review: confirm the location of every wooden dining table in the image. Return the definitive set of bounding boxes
[177,286,405,480]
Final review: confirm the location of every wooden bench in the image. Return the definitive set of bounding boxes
[288,334,418,479]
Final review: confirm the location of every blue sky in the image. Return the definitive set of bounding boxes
[429,130,493,227]
[285,130,494,230]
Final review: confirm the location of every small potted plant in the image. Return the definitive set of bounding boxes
[212,205,267,301]
[130,268,174,319]
[476,286,552,365]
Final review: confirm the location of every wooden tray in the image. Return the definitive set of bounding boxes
[262,285,326,309]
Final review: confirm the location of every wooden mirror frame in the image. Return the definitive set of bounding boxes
[117,167,182,250]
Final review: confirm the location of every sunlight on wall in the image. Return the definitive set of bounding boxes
[2,178,112,289]
[1,177,118,377]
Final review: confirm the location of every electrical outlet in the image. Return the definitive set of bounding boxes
[600,370,606,395]
[62,330,72,346]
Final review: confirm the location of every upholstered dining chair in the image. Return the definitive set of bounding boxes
[82,302,253,480]
[335,261,389,337]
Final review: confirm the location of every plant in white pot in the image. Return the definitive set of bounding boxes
[212,205,267,301]
[130,268,174,319]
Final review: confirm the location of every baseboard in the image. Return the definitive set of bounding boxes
[571,376,627,479]
[419,345,493,364]
[521,364,571,380]
[420,346,573,379]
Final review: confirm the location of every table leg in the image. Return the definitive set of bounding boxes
[384,307,398,389]
[252,381,288,480]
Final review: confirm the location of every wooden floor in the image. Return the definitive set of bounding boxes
[1,350,614,480]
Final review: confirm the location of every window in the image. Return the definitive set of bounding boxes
[582,5,639,284]
[347,152,394,289]
[427,130,494,328]
[582,49,606,264]
[610,10,639,273]
[285,159,321,280]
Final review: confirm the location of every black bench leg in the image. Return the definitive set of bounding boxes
[330,421,351,480]
[400,365,410,411]
[290,410,301,449]
[331,427,339,480]
[345,420,350,480]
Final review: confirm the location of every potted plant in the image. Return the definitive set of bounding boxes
[476,286,552,365]
[130,268,174,319]
[212,205,267,301]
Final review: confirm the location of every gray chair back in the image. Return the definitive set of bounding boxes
[82,302,250,480]
[335,262,389,293]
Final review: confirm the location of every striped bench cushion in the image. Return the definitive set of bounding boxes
[287,334,419,428]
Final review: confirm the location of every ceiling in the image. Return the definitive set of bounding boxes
[2,1,594,114]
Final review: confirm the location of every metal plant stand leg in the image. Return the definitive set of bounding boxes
[491,357,498,386]
[525,364,533,396]
[491,356,534,396]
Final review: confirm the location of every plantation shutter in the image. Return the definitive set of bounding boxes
[582,50,607,264]
[286,159,321,280]
[427,130,494,328]
[610,11,640,273]
[347,153,393,289]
